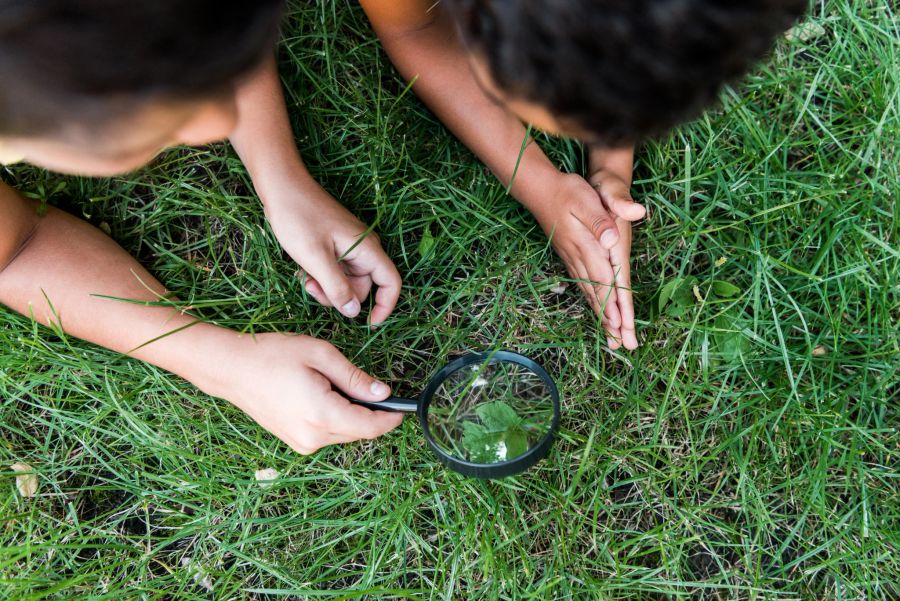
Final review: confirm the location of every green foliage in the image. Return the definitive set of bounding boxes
[1,0,897,598]
[460,402,528,462]
[416,224,435,259]
[711,279,741,298]
[474,400,519,432]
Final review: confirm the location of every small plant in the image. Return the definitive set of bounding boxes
[460,401,529,463]
[658,276,748,361]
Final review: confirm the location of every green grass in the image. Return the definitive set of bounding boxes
[2,0,898,598]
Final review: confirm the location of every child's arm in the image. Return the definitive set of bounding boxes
[361,0,643,349]
[0,183,401,453]
[228,57,401,325]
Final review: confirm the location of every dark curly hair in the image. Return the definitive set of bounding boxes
[444,0,807,144]
[0,0,284,137]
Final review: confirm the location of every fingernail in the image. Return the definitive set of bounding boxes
[370,381,389,396]
[341,299,360,317]
[600,229,618,247]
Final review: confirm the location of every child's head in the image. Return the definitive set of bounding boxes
[445,0,806,144]
[0,0,283,175]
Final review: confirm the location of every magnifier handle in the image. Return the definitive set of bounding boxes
[349,396,419,413]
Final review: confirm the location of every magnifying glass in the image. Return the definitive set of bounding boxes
[350,350,560,479]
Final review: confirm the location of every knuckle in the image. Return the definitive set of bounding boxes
[590,217,611,236]
[346,366,366,391]
[300,435,326,452]
[290,440,314,455]
[309,339,335,361]
[364,423,388,440]
[328,279,354,299]
[305,413,326,429]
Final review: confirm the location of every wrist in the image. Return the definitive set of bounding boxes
[137,321,248,400]
[521,172,590,228]
[252,168,322,214]
[588,146,634,185]
[507,166,574,220]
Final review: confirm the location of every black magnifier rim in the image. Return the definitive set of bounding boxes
[418,350,561,479]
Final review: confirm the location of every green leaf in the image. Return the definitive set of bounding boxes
[667,304,689,318]
[714,313,750,363]
[712,280,741,298]
[504,426,528,460]
[475,401,520,432]
[461,421,505,463]
[417,226,435,259]
[671,276,698,308]
[658,278,681,312]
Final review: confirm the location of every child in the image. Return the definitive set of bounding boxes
[0,0,804,454]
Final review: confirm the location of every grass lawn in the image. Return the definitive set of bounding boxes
[2,0,898,598]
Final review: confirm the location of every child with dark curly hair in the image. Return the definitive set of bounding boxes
[0,0,805,454]
[363,0,806,351]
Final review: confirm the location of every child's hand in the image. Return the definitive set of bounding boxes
[534,173,644,350]
[264,180,401,325]
[201,332,404,454]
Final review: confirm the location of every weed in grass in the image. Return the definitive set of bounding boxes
[2,0,898,598]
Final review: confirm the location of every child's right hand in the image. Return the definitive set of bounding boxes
[262,178,402,326]
[198,331,404,454]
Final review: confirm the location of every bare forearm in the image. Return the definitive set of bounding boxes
[589,146,634,185]
[0,191,234,392]
[228,54,315,199]
[365,6,562,214]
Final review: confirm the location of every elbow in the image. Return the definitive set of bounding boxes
[0,189,42,275]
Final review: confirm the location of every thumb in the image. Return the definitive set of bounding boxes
[310,342,391,401]
[307,252,361,318]
[572,192,619,249]
[595,178,646,222]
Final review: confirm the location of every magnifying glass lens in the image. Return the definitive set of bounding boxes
[426,359,555,466]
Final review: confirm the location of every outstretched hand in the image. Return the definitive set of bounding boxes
[534,173,644,350]
[201,332,404,454]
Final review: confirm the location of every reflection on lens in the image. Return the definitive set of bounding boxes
[426,359,555,465]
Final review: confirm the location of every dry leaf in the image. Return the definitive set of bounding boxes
[785,21,826,43]
[181,557,214,592]
[10,463,38,498]
[692,285,704,304]
[255,468,279,488]
[812,345,827,356]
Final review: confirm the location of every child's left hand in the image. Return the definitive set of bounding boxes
[532,172,643,350]
[263,179,402,325]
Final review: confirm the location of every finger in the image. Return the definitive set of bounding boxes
[573,195,619,249]
[346,273,374,305]
[595,179,646,222]
[578,247,621,329]
[302,274,333,307]
[309,341,392,402]
[580,265,619,329]
[613,273,638,349]
[605,324,623,350]
[603,194,646,222]
[309,253,361,318]
[286,441,315,455]
[323,393,405,439]
[610,236,639,350]
[367,255,402,326]
[565,257,601,317]
[620,326,638,350]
